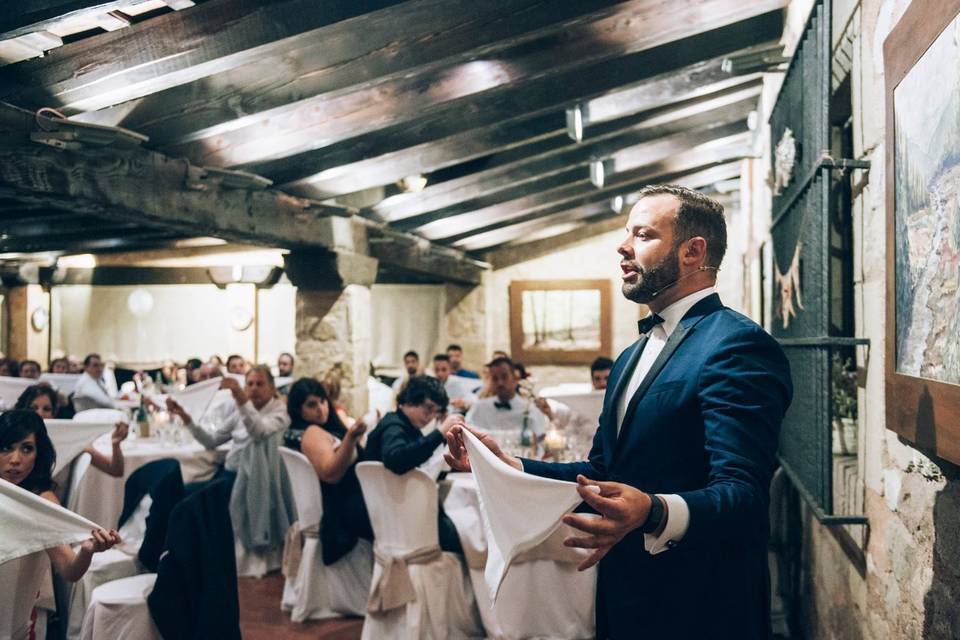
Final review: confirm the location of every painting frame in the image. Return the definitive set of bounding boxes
[884,0,960,464]
[508,279,612,366]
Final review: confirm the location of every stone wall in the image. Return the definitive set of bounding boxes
[742,2,960,638]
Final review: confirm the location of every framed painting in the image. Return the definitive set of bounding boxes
[508,279,611,365]
[885,0,960,464]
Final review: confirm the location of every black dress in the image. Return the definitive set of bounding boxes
[363,410,462,554]
[284,424,373,565]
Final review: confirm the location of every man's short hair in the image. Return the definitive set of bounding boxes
[186,358,203,370]
[432,354,450,363]
[635,184,727,268]
[278,352,294,363]
[83,353,101,367]
[403,350,419,361]
[226,354,244,366]
[591,357,614,373]
[446,344,463,353]
[397,375,449,408]
[486,356,514,370]
[246,364,275,386]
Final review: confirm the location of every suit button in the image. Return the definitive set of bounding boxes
[666,540,677,549]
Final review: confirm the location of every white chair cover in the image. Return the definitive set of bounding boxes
[0,376,36,410]
[356,462,482,640]
[79,573,160,640]
[278,447,372,622]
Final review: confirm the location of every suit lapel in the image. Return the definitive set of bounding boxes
[602,337,646,459]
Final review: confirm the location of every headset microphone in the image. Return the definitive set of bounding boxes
[646,265,720,298]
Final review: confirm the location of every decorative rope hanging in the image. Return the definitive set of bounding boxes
[774,242,804,329]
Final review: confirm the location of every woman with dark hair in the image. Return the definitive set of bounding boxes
[0,411,120,638]
[285,377,373,564]
[15,384,128,477]
[363,375,465,553]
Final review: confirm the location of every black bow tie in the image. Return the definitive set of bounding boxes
[638,313,665,335]
[494,400,511,410]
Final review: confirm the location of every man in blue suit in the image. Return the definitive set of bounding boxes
[446,185,792,639]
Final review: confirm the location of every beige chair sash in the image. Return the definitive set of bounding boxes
[366,543,442,613]
[281,522,319,581]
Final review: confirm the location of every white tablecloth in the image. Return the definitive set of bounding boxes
[67,433,226,528]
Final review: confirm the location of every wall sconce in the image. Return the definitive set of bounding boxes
[398,175,427,193]
[565,104,585,142]
[589,160,605,188]
[610,195,624,213]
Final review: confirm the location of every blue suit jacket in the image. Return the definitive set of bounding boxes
[523,294,792,639]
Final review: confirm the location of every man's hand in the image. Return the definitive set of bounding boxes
[165,397,192,425]
[438,412,465,436]
[444,424,521,472]
[562,475,654,571]
[533,397,554,420]
[220,377,247,405]
[346,418,368,441]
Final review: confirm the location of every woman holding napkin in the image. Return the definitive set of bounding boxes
[0,410,121,639]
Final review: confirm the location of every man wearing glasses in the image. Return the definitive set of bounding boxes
[363,375,464,553]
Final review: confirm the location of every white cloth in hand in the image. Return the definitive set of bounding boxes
[0,478,105,564]
[170,378,221,424]
[461,429,587,602]
[44,420,114,476]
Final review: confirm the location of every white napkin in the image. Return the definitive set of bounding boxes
[170,378,221,424]
[461,429,587,602]
[44,420,115,476]
[224,372,246,388]
[39,373,82,395]
[0,478,105,564]
[0,376,36,410]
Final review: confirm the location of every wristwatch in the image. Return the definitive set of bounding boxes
[640,494,665,534]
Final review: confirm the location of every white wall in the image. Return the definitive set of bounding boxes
[51,282,295,366]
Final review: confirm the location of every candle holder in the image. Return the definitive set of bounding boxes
[544,429,567,458]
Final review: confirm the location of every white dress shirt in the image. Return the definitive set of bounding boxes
[617,286,716,554]
[186,394,290,472]
[466,394,547,435]
[72,372,116,412]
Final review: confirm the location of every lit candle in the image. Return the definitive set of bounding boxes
[544,430,566,455]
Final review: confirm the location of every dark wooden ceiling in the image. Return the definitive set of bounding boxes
[0,0,785,267]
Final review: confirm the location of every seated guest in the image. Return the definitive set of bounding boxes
[0,411,120,639]
[322,366,355,427]
[67,355,83,374]
[285,378,373,563]
[208,354,224,368]
[363,375,464,553]
[277,352,295,378]
[391,350,421,399]
[0,357,19,377]
[184,357,204,385]
[466,356,547,438]
[432,354,477,413]
[19,360,42,380]
[167,365,289,485]
[588,356,613,391]
[446,344,479,379]
[72,354,117,412]
[159,360,178,386]
[15,385,127,477]
[534,356,614,433]
[226,354,247,375]
[49,357,70,374]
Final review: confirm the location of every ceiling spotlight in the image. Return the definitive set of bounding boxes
[398,175,428,193]
[590,160,605,188]
[566,104,584,143]
[611,195,624,213]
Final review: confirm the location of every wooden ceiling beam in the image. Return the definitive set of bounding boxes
[259,10,782,193]
[287,57,764,200]
[485,215,629,270]
[0,0,410,112]
[396,121,749,235]
[436,148,748,246]
[71,0,633,144]
[374,87,759,224]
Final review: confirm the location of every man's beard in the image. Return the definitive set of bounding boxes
[622,247,681,303]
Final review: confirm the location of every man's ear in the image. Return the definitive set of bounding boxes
[681,237,708,265]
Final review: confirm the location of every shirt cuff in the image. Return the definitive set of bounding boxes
[643,494,690,555]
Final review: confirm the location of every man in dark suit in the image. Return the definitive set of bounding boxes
[446,185,792,639]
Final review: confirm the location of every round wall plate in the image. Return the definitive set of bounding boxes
[30,306,48,332]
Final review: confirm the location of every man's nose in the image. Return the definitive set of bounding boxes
[617,235,633,258]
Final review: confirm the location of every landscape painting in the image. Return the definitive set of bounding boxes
[893,13,960,385]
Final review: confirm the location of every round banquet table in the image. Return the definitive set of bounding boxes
[67,433,227,529]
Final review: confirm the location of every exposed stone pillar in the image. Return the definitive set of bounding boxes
[285,250,377,417]
[444,282,486,370]
[4,284,50,366]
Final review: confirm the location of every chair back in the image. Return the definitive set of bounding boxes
[355,462,438,553]
[278,447,322,528]
[73,408,127,423]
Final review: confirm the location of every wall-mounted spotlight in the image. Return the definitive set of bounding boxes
[398,175,428,193]
[565,104,585,143]
[611,195,624,213]
[590,160,605,189]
